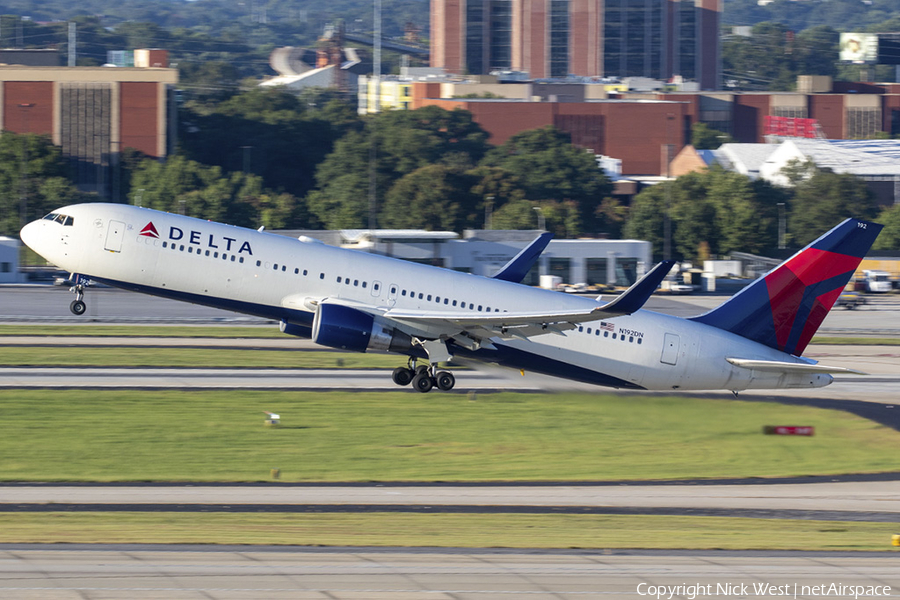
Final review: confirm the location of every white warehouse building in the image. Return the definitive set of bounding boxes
[275,228,652,287]
[0,237,21,283]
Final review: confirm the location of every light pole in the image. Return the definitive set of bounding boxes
[533,206,545,231]
[663,113,674,261]
[485,195,494,230]
[777,202,786,250]
[18,103,33,228]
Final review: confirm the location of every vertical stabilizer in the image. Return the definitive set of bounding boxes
[689,219,882,356]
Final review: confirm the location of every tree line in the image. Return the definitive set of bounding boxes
[4,88,900,262]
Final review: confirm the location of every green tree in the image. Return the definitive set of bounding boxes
[623,168,781,261]
[875,203,900,251]
[691,123,734,149]
[306,106,490,229]
[789,168,879,246]
[179,87,359,200]
[0,132,88,236]
[127,154,308,229]
[482,126,613,236]
[380,164,477,231]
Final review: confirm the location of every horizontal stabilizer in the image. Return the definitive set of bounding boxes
[493,232,553,283]
[726,357,867,375]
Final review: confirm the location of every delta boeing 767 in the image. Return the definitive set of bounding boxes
[20,203,881,393]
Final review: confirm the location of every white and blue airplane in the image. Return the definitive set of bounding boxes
[20,203,881,393]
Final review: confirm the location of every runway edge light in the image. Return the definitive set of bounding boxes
[892,534,899,547]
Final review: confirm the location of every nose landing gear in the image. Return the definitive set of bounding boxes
[68,275,87,315]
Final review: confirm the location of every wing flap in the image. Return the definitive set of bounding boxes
[726,357,867,375]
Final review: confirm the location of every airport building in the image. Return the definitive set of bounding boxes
[430,0,722,89]
[0,53,178,200]
[674,137,900,206]
[0,237,21,283]
[275,228,652,287]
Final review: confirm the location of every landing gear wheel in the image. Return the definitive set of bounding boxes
[435,371,455,391]
[69,300,86,316]
[392,367,414,386]
[415,365,430,377]
[412,373,434,393]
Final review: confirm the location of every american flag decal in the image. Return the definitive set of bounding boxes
[600,322,615,332]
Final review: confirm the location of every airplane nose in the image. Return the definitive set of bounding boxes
[19,220,42,252]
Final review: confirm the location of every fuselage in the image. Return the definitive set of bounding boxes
[20,203,832,391]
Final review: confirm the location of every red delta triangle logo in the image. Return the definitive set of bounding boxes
[139,222,160,239]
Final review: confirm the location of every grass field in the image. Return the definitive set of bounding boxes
[1,324,896,345]
[1,389,898,482]
[0,512,893,551]
[0,324,282,338]
[0,346,402,369]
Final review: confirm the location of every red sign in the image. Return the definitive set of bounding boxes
[764,426,815,436]
[763,116,820,139]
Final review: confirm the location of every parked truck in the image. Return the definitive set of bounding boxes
[862,270,892,293]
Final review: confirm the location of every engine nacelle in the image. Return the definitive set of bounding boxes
[312,303,412,353]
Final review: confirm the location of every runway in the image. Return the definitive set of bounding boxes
[1,478,899,522]
[0,545,897,600]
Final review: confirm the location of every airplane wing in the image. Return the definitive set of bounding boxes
[725,358,867,375]
[381,260,675,344]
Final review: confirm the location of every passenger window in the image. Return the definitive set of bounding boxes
[604,331,609,338]
[239,257,244,263]
[453,300,458,307]
[281,265,285,270]
[180,245,185,251]
[256,260,261,266]
[587,328,592,334]
[319,273,325,279]
[232,256,236,262]
[579,326,583,332]
[612,333,616,339]
[337,276,342,282]
[478,305,483,311]
[362,281,367,288]
[402,290,407,296]
[427,295,432,301]
[354,280,359,286]
[444,299,449,305]
[460,302,465,308]
[418,293,423,299]
[162,242,167,248]
[205,250,210,256]
[294,268,299,274]
[303,270,308,276]
[638,338,642,345]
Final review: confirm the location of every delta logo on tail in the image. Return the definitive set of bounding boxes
[139,222,160,239]
[691,219,883,356]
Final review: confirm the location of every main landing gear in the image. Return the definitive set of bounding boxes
[68,275,87,316]
[392,358,456,393]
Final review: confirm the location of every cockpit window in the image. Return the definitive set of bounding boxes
[42,213,74,226]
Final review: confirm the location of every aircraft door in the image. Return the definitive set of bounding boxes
[387,283,399,307]
[104,220,125,253]
[660,333,680,365]
[371,280,382,297]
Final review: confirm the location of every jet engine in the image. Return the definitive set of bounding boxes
[312,303,412,353]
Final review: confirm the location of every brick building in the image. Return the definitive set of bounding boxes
[0,61,178,200]
[431,0,721,90]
